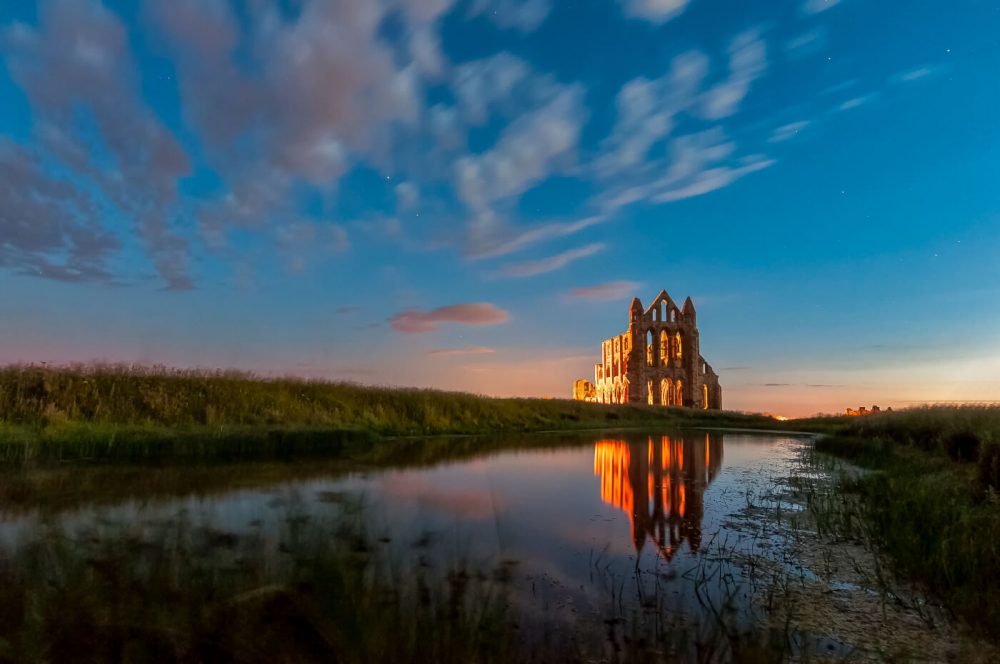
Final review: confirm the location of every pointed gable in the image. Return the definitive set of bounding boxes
[646,290,680,323]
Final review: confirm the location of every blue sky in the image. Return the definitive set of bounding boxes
[1,0,999,415]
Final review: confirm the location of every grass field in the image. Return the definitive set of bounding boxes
[4,364,1000,642]
[0,364,775,464]
[813,406,1000,637]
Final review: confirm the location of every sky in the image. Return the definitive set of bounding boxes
[1,0,999,416]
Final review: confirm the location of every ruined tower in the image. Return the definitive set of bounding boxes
[592,290,722,409]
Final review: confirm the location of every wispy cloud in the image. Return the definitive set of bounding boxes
[595,50,707,178]
[389,303,510,333]
[768,120,811,143]
[275,222,350,273]
[836,94,876,112]
[619,0,690,24]
[0,0,791,292]
[900,67,932,82]
[785,28,826,57]
[822,79,859,95]
[148,0,433,277]
[467,0,551,32]
[652,154,775,203]
[599,127,775,211]
[455,85,585,209]
[467,215,608,260]
[498,243,605,278]
[701,29,768,120]
[466,29,774,263]
[891,64,944,85]
[0,141,121,284]
[452,52,587,260]
[428,346,496,357]
[566,280,641,301]
[802,0,843,15]
[394,182,419,210]
[3,0,192,288]
[452,52,535,126]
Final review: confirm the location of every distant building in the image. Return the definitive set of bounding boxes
[587,290,722,409]
[573,379,597,402]
[845,405,890,416]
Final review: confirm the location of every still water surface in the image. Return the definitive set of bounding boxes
[0,430,812,641]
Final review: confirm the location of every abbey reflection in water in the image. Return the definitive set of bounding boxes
[594,433,724,560]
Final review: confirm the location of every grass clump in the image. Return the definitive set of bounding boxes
[814,406,1000,638]
[979,442,1000,491]
[837,405,1000,457]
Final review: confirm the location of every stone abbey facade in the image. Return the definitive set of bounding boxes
[592,290,722,409]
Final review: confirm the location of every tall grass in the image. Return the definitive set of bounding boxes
[814,406,1000,638]
[0,364,773,464]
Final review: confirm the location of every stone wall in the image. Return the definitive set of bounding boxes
[592,290,722,410]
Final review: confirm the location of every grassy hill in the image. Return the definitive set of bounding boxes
[0,364,776,464]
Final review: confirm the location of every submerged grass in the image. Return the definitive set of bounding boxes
[0,502,515,663]
[0,495,798,663]
[812,406,1000,639]
[0,364,773,464]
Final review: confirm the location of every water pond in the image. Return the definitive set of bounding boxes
[0,430,972,662]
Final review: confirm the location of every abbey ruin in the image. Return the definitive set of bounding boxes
[582,290,722,409]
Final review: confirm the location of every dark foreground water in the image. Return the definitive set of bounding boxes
[2,429,845,661]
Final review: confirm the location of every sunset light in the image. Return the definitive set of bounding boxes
[2,0,999,659]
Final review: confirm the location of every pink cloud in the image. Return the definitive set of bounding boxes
[389,303,510,333]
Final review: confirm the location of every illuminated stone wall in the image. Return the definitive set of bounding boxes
[592,290,722,409]
[573,379,597,402]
